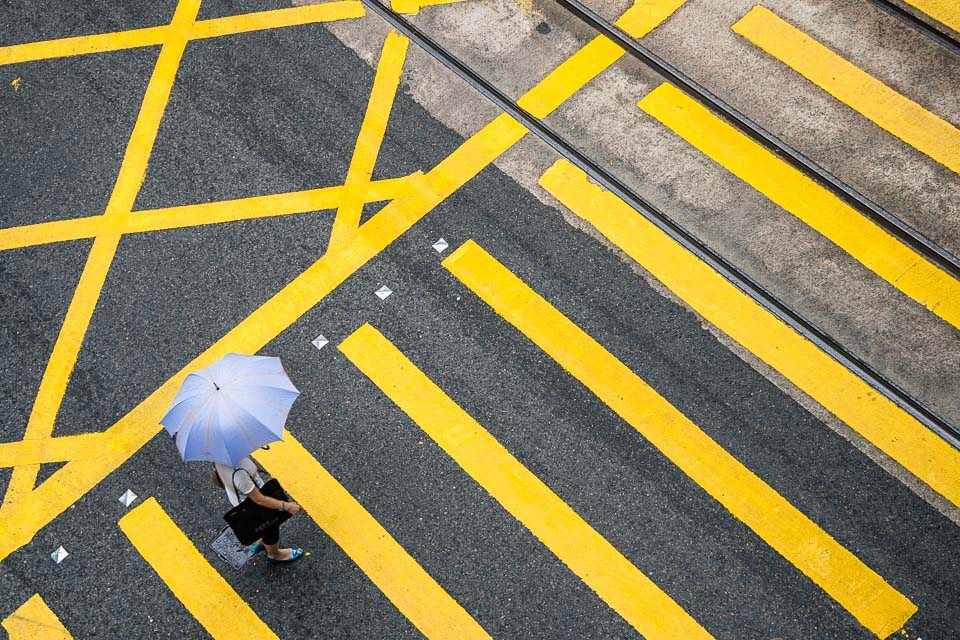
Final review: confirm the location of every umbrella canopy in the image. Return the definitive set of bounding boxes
[161,353,300,466]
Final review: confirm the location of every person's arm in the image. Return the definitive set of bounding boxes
[247,487,301,515]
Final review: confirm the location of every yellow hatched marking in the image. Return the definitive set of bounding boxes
[340,323,713,640]
[0,0,688,564]
[639,83,960,330]
[733,6,960,175]
[0,2,365,66]
[0,175,417,251]
[2,595,72,639]
[330,31,410,249]
[903,0,960,34]
[119,498,278,640]
[254,433,492,640]
[443,240,917,638]
[2,0,202,510]
[540,156,960,517]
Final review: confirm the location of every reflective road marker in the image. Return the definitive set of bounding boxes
[2,594,73,639]
[733,6,960,175]
[444,240,917,638]
[639,83,960,331]
[119,497,278,640]
[340,323,713,640]
[254,434,493,640]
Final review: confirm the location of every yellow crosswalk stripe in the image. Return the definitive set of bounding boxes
[2,595,73,639]
[119,497,278,640]
[902,0,960,33]
[254,434,493,640]
[733,6,960,175]
[443,240,917,638]
[339,323,713,640]
[639,83,960,330]
[539,158,960,513]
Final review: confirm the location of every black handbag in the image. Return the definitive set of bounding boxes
[223,468,292,545]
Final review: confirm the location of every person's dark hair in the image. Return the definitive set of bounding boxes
[211,467,224,488]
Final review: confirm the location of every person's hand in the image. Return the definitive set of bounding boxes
[284,501,301,515]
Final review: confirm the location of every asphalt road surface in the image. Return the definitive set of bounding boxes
[1,1,958,639]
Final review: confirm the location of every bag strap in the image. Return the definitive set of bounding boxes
[230,467,258,501]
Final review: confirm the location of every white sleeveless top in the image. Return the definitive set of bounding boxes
[214,457,264,507]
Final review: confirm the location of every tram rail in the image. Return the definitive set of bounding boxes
[358,0,960,451]
[555,0,960,281]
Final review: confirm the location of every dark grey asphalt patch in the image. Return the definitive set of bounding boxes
[136,22,370,209]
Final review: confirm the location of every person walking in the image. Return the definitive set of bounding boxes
[212,456,305,563]
[159,353,308,565]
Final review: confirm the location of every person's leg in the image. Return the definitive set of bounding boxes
[261,525,299,561]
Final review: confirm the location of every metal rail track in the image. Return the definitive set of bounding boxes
[864,0,960,55]
[555,0,960,282]
[357,0,960,450]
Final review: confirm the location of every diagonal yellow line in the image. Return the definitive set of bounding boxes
[2,594,73,640]
[0,1,365,66]
[0,175,417,251]
[330,31,410,250]
[3,0,202,509]
[0,0,689,565]
[120,498,279,639]
[341,323,714,640]
[903,0,960,32]
[255,434,492,639]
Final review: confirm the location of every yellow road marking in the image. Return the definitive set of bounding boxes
[0,433,103,467]
[330,31,409,249]
[0,175,417,252]
[2,595,72,639]
[733,6,960,175]
[254,433,492,640]
[540,156,960,514]
[0,0,688,563]
[0,2,365,66]
[443,240,917,638]
[119,497,278,640]
[2,0,202,510]
[639,83,960,330]
[902,0,960,33]
[391,0,468,15]
[340,323,713,640]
